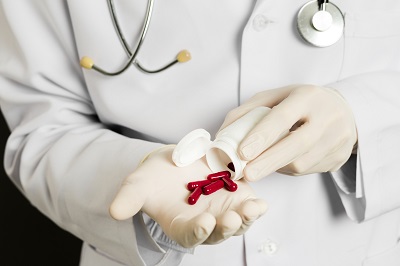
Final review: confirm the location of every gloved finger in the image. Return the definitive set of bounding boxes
[218,85,298,132]
[238,90,310,161]
[277,155,324,176]
[277,133,340,175]
[169,212,216,248]
[294,143,353,175]
[243,123,321,181]
[235,198,268,236]
[109,178,148,220]
[204,210,242,244]
[277,127,354,176]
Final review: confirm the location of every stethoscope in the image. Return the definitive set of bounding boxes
[80,0,191,76]
[80,0,344,76]
[297,0,344,47]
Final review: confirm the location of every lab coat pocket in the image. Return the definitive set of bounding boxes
[363,240,400,266]
[339,9,400,79]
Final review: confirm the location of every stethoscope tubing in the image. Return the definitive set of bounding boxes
[92,0,154,76]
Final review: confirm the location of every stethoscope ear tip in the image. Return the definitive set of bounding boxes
[80,56,94,69]
[177,50,191,63]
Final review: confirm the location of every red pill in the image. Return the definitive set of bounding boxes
[227,162,235,172]
[187,179,212,191]
[207,170,231,181]
[202,180,225,195]
[188,187,202,205]
[222,176,238,192]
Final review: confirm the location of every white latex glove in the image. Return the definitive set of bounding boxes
[110,146,267,248]
[219,85,358,181]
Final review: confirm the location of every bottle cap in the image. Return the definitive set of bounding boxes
[172,129,212,167]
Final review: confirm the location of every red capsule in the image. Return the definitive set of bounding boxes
[207,170,231,181]
[227,162,235,172]
[202,180,225,195]
[187,180,212,191]
[222,176,238,192]
[188,187,202,205]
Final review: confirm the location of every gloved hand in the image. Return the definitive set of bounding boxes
[219,85,358,181]
[110,145,267,248]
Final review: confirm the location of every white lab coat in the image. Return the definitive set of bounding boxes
[0,0,400,265]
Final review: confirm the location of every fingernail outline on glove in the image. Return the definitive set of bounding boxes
[240,136,263,160]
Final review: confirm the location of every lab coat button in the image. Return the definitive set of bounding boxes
[259,240,278,255]
[252,14,270,31]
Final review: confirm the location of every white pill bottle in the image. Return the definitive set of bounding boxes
[172,106,277,180]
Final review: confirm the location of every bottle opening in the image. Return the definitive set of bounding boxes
[206,147,232,173]
[205,141,244,180]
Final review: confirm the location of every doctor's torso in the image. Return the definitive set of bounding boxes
[66,1,400,265]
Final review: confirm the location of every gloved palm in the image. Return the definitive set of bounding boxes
[110,146,267,248]
[219,85,358,181]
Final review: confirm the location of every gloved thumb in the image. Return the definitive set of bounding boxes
[109,178,147,220]
[169,212,216,248]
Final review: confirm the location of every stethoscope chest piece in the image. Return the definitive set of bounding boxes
[297,0,344,47]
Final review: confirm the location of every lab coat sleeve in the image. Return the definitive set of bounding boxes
[327,71,400,222]
[0,1,187,265]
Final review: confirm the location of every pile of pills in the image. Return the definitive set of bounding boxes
[186,170,238,205]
